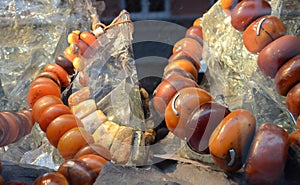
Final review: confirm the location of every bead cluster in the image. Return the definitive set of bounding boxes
[151,0,300,184]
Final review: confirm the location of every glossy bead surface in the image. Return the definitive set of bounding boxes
[231,0,272,31]
[33,172,68,185]
[57,127,95,159]
[173,38,203,61]
[185,102,230,154]
[35,71,61,88]
[57,159,97,185]
[46,114,84,147]
[257,35,300,78]
[55,55,75,75]
[164,59,198,80]
[74,143,112,161]
[78,154,107,175]
[64,45,78,62]
[209,109,256,172]
[27,78,61,108]
[38,104,72,132]
[185,26,203,45]
[221,0,242,15]
[243,15,286,54]
[152,74,199,115]
[1,112,20,144]
[32,95,63,122]
[68,87,91,107]
[163,68,195,81]
[286,83,300,117]
[245,123,288,185]
[165,87,213,139]
[274,55,300,96]
[168,50,200,71]
[80,31,98,48]
[44,63,70,87]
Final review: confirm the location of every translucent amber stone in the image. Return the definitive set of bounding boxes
[33,172,68,185]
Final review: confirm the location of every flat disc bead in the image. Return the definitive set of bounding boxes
[32,95,63,122]
[169,50,201,71]
[58,159,97,185]
[46,114,84,147]
[0,113,11,146]
[242,15,286,54]
[38,104,72,132]
[231,0,272,32]
[27,78,62,108]
[257,35,300,78]
[185,26,203,45]
[1,112,20,145]
[35,71,61,88]
[16,111,33,136]
[44,63,70,87]
[33,172,68,185]
[5,111,26,141]
[57,127,95,159]
[286,83,300,117]
[173,38,203,61]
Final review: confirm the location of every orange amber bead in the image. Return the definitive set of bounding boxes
[33,172,69,185]
[80,32,98,48]
[32,95,63,122]
[46,114,84,147]
[57,127,95,159]
[38,104,72,132]
[173,38,203,61]
[27,78,62,108]
[58,159,97,185]
[169,50,201,71]
[193,17,202,28]
[78,154,107,175]
[35,71,61,88]
[164,59,198,80]
[68,30,80,44]
[44,64,70,87]
[64,45,78,62]
[185,26,203,45]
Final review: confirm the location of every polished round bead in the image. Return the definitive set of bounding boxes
[33,172,69,185]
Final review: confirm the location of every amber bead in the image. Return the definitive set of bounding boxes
[286,83,300,117]
[0,114,10,146]
[44,64,70,87]
[77,39,95,58]
[57,159,97,185]
[38,104,72,132]
[152,74,199,115]
[68,30,80,44]
[1,112,20,145]
[78,154,107,175]
[169,50,201,71]
[243,15,286,54]
[5,111,25,141]
[74,143,112,161]
[164,59,198,80]
[57,127,95,159]
[245,123,288,185]
[163,68,195,81]
[173,38,203,61]
[165,87,213,139]
[55,55,75,75]
[46,114,84,147]
[64,45,78,62]
[274,55,300,96]
[16,111,33,136]
[32,95,63,123]
[257,35,300,78]
[27,78,62,108]
[80,31,98,48]
[221,0,242,15]
[209,109,256,172]
[231,0,272,32]
[68,87,91,107]
[33,172,68,185]
[35,71,61,88]
[185,26,203,45]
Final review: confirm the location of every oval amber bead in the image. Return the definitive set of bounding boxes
[33,172,69,185]
[46,114,84,147]
[57,127,95,159]
[44,63,70,87]
[78,154,107,175]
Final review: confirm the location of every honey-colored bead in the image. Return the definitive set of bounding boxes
[44,63,70,87]
[27,79,62,108]
[173,38,203,61]
[33,172,69,185]
[74,143,112,161]
[32,95,63,123]
[64,45,78,62]
[68,30,80,44]
[221,0,242,15]
[38,104,72,132]
[231,0,272,32]
[57,127,95,159]
[46,114,84,147]
[57,159,97,185]
[72,56,85,71]
[169,50,200,71]
[164,59,198,81]
[243,15,286,54]
[77,154,107,175]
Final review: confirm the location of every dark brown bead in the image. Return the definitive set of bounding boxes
[74,143,112,161]
[33,172,68,185]
[57,159,97,185]
[55,55,75,75]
